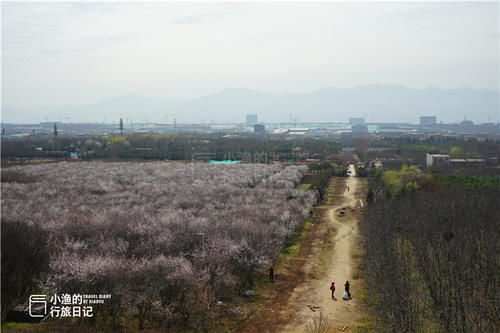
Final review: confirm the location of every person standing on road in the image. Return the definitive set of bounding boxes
[269,266,274,282]
[345,280,351,299]
[330,281,336,300]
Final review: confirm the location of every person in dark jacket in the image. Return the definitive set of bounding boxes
[345,280,351,299]
[330,281,336,300]
[269,266,274,282]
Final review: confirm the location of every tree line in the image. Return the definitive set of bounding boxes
[308,162,347,201]
[360,173,499,332]
[1,134,342,162]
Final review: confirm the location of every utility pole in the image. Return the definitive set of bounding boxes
[119,118,124,135]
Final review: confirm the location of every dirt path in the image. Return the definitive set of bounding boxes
[282,165,363,332]
[237,165,365,333]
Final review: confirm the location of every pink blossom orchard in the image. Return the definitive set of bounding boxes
[2,161,315,322]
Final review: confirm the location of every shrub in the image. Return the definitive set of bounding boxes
[1,221,50,320]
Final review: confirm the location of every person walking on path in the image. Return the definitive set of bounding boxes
[345,280,351,299]
[330,281,336,300]
[269,266,275,282]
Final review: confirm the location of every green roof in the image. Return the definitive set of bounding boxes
[209,160,241,164]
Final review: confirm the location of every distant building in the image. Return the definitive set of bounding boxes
[450,159,486,167]
[380,159,405,170]
[426,153,449,167]
[460,120,474,126]
[286,128,311,135]
[464,159,485,166]
[420,116,437,126]
[349,117,365,125]
[272,128,289,135]
[351,124,368,134]
[254,124,265,134]
[246,114,258,125]
[449,159,466,166]
[487,157,498,166]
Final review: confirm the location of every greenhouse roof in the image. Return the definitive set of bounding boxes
[209,160,241,164]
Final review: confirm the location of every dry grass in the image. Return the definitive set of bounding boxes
[312,224,337,279]
[305,311,332,333]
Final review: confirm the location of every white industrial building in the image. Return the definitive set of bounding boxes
[426,153,449,167]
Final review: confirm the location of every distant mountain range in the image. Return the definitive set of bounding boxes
[2,85,499,124]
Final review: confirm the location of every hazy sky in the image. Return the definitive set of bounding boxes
[2,1,499,108]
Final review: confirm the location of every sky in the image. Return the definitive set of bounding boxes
[2,1,499,108]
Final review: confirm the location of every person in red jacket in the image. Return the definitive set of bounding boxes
[269,266,274,282]
[330,281,336,300]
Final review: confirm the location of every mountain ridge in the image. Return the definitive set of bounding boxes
[2,85,499,124]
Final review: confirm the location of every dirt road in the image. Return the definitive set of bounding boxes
[237,165,364,333]
[282,165,363,332]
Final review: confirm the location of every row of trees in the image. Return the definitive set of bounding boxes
[1,162,316,329]
[359,138,499,165]
[308,162,347,201]
[361,181,499,332]
[1,134,342,162]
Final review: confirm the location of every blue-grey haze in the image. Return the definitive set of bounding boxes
[2,85,499,124]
